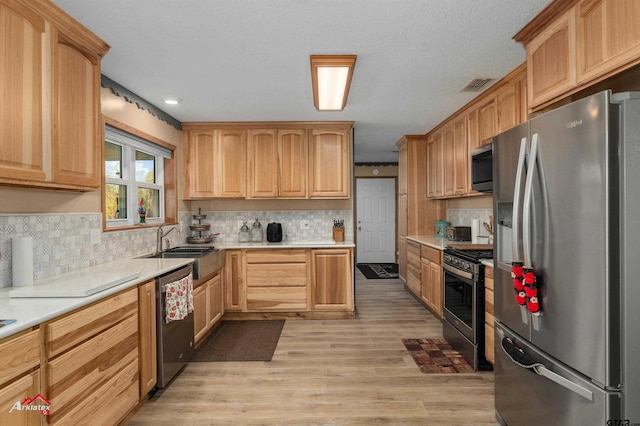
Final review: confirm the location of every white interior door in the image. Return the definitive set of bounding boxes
[356,178,396,263]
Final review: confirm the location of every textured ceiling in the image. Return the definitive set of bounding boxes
[52,0,552,163]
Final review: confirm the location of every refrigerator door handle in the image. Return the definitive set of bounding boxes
[522,133,539,268]
[512,137,528,261]
[499,335,594,402]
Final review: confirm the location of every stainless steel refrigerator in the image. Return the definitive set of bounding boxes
[493,90,640,426]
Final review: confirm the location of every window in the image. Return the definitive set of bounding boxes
[105,125,172,228]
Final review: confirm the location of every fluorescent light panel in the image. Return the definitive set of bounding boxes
[311,55,356,111]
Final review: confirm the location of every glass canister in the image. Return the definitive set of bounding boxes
[238,221,250,242]
[250,218,263,242]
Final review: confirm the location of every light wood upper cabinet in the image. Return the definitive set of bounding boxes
[526,9,576,108]
[442,124,455,197]
[477,97,498,145]
[452,116,468,196]
[496,82,520,133]
[247,129,308,198]
[247,129,278,198]
[0,0,109,191]
[309,128,350,198]
[397,140,408,195]
[576,0,640,83]
[0,1,45,184]
[52,36,102,188]
[426,132,444,199]
[183,129,246,199]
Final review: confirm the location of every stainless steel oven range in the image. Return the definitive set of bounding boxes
[442,248,493,371]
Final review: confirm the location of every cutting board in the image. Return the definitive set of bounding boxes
[446,242,493,250]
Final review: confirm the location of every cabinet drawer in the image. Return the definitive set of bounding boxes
[246,249,306,263]
[246,263,307,287]
[421,245,442,264]
[52,359,138,426]
[0,329,40,386]
[246,286,307,311]
[47,314,138,421]
[45,288,137,358]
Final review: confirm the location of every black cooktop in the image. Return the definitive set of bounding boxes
[444,248,493,263]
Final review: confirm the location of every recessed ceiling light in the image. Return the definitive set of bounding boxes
[161,97,182,105]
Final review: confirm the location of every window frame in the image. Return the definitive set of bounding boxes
[103,119,177,231]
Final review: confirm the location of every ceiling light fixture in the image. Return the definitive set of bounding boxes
[161,97,182,105]
[310,55,357,111]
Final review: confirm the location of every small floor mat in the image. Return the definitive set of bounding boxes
[402,338,475,374]
[356,263,399,279]
[191,320,285,362]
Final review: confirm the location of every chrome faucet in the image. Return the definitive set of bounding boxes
[157,224,178,253]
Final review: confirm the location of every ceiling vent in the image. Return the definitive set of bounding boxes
[460,78,494,92]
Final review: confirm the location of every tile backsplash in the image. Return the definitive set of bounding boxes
[0,209,352,288]
[447,208,493,236]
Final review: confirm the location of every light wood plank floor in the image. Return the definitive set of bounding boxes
[128,270,497,425]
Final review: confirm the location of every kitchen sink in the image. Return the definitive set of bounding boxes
[140,246,224,280]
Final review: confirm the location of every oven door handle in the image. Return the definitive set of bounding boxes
[442,263,474,281]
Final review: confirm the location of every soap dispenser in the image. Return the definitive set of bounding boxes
[238,221,250,242]
[250,218,263,242]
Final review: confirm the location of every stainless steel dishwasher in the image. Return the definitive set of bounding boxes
[156,264,195,388]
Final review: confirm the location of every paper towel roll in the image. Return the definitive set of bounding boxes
[12,236,34,287]
[471,219,480,244]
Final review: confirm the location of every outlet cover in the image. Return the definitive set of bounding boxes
[300,220,310,230]
[90,229,101,245]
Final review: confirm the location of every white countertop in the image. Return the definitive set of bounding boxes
[405,235,448,250]
[191,240,356,249]
[481,259,494,268]
[0,257,192,340]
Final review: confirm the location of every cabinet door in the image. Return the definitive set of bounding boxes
[442,125,455,197]
[208,273,223,326]
[184,131,216,198]
[397,193,408,238]
[247,129,278,198]
[477,97,498,145]
[309,129,350,198]
[278,129,308,198]
[138,280,156,397]
[452,116,468,196]
[527,9,576,108]
[577,0,640,83]
[0,2,45,184]
[397,140,407,195]
[311,249,353,310]
[52,36,102,188]
[193,283,208,344]
[496,83,520,133]
[428,261,443,318]
[406,241,421,296]
[0,371,41,426]
[225,250,245,311]
[215,129,246,198]
[426,132,444,199]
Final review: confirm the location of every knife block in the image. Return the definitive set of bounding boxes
[332,227,344,242]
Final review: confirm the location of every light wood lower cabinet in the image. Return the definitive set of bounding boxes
[406,240,421,297]
[0,328,41,426]
[225,250,245,311]
[420,245,443,319]
[224,248,354,314]
[311,248,353,311]
[397,236,407,282]
[138,280,156,397]
[194,272,225,346]
[484,265,495,365]
[245,250,308,311]
[44,288,139,425]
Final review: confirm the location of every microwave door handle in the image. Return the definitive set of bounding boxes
[523,133,538,269]
[512,137,528,261]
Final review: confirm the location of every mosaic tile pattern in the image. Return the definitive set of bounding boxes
[0,209,353,288]
[447,208,493,237]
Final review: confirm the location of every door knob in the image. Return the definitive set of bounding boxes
[358,226,362,231]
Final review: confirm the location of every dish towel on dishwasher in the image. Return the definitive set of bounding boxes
[164,273,194,323]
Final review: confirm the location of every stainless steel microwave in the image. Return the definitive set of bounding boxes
[470,142,493,192]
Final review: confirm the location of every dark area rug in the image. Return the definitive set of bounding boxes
[356,263,399,279]
[191,320,285,362]
[402,338,475,374]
